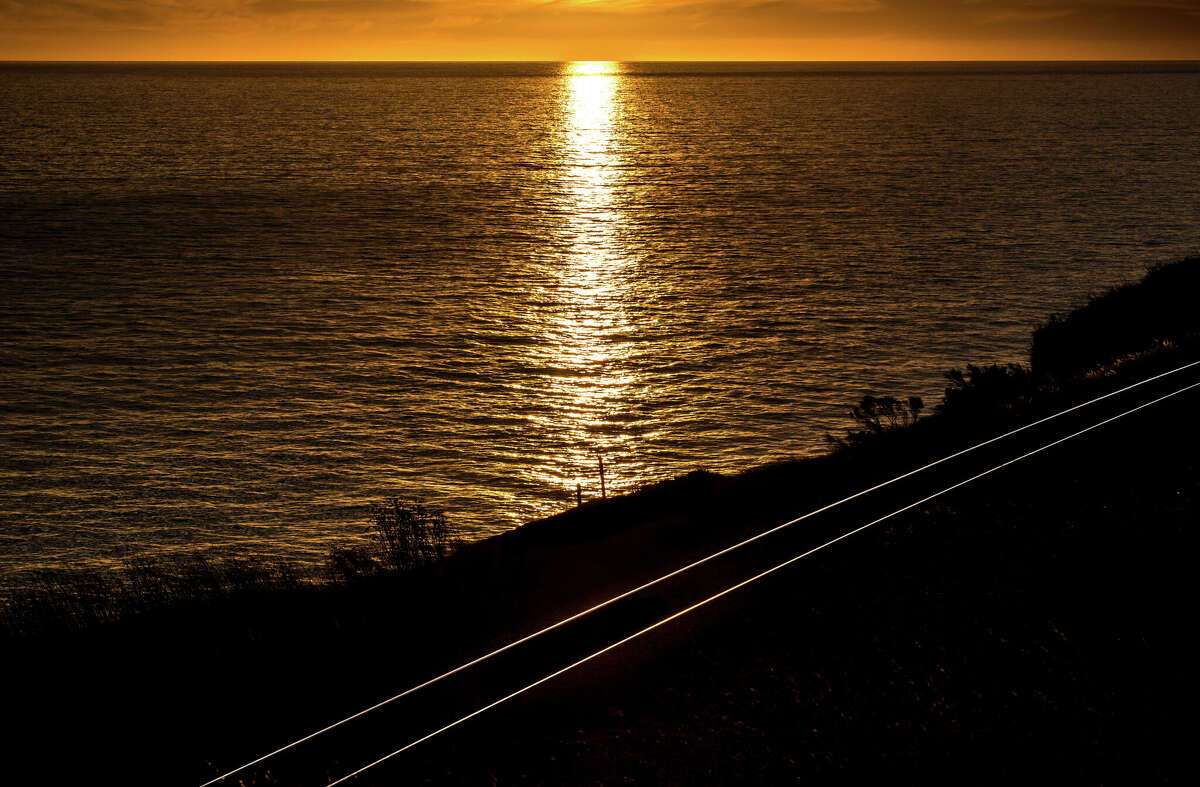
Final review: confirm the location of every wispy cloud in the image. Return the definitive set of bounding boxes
[248,0,431,13]
[2,0,1198,58]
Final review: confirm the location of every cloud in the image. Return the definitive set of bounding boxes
[0,0,159,25]
[1,0,1198,58]
[248,0,430,13]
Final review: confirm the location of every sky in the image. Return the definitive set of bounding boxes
[2,0,1199,61]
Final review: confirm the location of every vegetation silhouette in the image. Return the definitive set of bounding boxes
[834,394,925,446]
[2,497,456,638]
[328,497,457,582]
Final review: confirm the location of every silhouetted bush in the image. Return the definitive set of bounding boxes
[0,554,305,638]
[325,497,455,582]
[326,499,456,583]
[941,363,1036,418]
[371,497,452,572]
[326,544,381,585]
[852,395,924,433]
[3,498,455,636]
[830,394,924,448]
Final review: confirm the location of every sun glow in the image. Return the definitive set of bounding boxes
[565,61,621,232]
[567,60,622,77]
[532,61,638,498]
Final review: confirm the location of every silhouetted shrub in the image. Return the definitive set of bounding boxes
[850,395,925,433]
[2,498,459,636]
[0,554,305,638]
[941,363,1036,419]
[371,497,451,572]
[831,394,925,447]
[326,544,380,585]
[325,497,456,583]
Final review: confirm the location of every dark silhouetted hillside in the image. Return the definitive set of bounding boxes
[1031,255,1200,377]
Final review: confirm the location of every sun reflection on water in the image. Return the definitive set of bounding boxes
[530,61,641,500]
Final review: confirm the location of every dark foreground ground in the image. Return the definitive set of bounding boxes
[4,258,1198,785]
[402,376,1197,785]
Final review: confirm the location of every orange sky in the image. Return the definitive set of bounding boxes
[2,1,1199,61]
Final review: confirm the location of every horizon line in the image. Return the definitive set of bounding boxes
[3,58,1199,65]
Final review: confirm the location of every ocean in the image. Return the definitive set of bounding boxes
[1,61,1197,579]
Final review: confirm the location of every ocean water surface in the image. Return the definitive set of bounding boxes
[1,61,1198,578]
